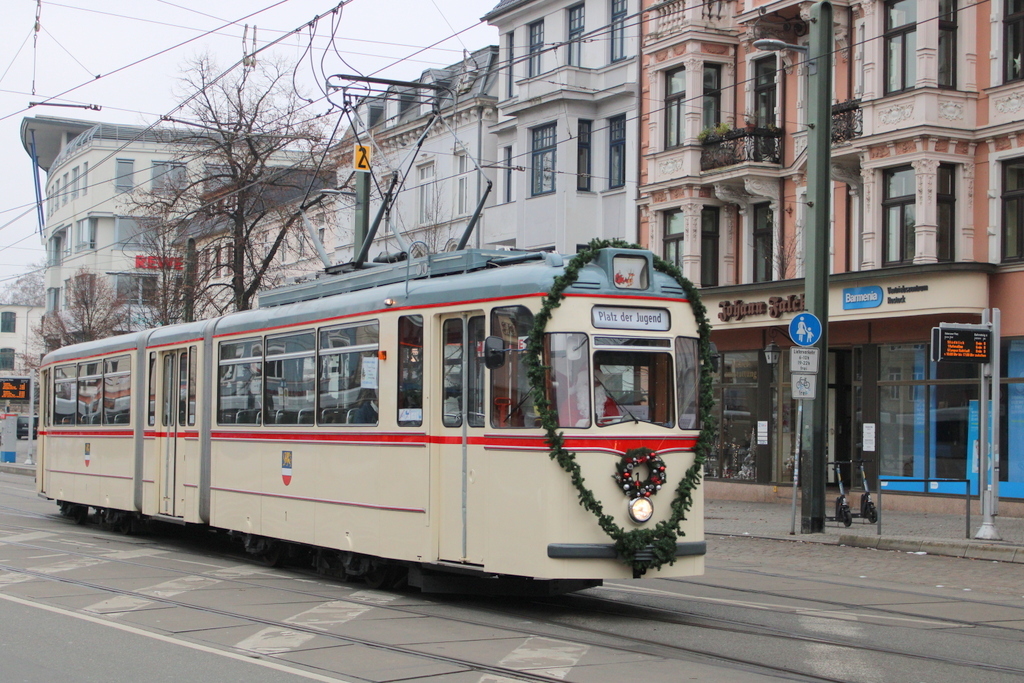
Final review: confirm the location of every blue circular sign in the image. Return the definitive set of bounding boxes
[790,313,822,347]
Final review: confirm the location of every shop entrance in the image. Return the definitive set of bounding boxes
[828,350,858,490]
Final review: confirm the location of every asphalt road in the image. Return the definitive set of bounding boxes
[2,472,1023,683]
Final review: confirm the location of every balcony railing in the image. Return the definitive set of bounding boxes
[700,128,783,171]
[832,99,863,145]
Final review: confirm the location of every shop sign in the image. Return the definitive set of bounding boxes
[592,306,670,331]
[718,293,805,322]
[135,255,183,270]
[842,285,883,310]
[885,284,928,304]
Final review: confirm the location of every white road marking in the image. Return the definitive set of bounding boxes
[497,637,589,680]
[0,592,355,682]
[0,572,33,587]
[348,590,397,605]
[207,565,277,578]
[235,600,377,656]
[85,575,223,617]
[235,627,318,655]
[0,531,55,544]
[799,616,885,683]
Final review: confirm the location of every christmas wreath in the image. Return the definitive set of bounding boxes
[522,238,716,575]
[614,448,666,499]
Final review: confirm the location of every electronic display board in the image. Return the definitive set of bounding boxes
[1,378,29,401]
[930,327,990,363]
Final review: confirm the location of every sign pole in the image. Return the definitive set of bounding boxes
[976,308,1001,540]
[25,376,35,466]
[790,399,803,535]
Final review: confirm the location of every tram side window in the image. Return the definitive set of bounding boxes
[77,361,103,425]
[218,339,263,424]
[265,332,315,424]
[491,306,535,428]
[675,337,699,429]
[545,333,591,428]
[54,365,76,425]
[148,353,156,426]
[397,315,424,427]
[442,319,463,428]
[103,355,131,424]
[187,346,197,426]
[318,322,378,425]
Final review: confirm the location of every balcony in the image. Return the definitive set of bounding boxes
[700,128,782,172]
[832,99,863,145]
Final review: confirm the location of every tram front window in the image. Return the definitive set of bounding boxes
[593,350,674,427]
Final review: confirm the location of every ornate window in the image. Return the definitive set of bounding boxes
[884,0,917,94]
[883,166,916,265]
[938,0,957,89]
[567,5,584,67]
[752,203,773,283]
[701,207,720,287]
[1002,158,1024,261]
[663,210,684,269]
[665,67,686,149]
[1007,0,1024,83]
[702,64,722,130]
[937,164,955,261]
[531,123,557,196]
[753,57,777,127]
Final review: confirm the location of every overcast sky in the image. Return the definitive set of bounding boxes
[0,0,499,286]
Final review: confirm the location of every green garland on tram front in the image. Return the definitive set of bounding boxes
[523,237,717,574]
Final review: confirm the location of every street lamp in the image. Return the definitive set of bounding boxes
[763,341,781,367]
[755,1,833,533]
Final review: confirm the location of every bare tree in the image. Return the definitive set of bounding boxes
[129,54,333,317]
[38,270,129,351]
[0,262,45,306]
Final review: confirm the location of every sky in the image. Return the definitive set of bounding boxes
[0,0,500,286]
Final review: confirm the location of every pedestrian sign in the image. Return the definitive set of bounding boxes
[354,144,371,172]
[789,313,822,347]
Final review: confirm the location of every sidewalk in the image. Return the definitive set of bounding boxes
[706,498,1024,564]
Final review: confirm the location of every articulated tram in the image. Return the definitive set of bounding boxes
[36,245,709,593]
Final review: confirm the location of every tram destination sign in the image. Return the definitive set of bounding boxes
[931,326,990,363]
[591,306,670,331]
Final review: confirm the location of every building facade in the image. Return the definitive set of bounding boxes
[0,304,43,375]
[638,0,1024,501]
[484,0,642,251]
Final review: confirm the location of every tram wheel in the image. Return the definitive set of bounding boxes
[71,505,89,525]
[364,563,402,589]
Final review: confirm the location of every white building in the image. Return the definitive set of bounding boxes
[483,0,641,251]
[20,116,187,321]
[0,304,43,374]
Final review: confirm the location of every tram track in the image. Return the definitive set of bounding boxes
[3,522,1023,683]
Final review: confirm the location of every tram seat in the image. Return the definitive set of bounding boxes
[320,408,346,424]
[113,413,130,424]
[236,409,261,424]
[297,409,314,424]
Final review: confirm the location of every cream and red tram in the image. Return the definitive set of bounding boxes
[36,246,709,592]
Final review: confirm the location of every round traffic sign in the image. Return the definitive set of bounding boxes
[789,313,822,347]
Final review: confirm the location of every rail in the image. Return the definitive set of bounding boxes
[877,478,971,539]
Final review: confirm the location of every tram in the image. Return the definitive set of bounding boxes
[35,244,711,593]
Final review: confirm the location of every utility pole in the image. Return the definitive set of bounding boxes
[755,1,833,532]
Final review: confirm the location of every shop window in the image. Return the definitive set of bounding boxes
[883,166,916,265]
[709,351,758,479]
[1007,0,1024,83]
[665,66,686,149]
[884,0,917,94]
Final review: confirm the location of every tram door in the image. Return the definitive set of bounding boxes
[437,313,487,564]
[157,347,195,517]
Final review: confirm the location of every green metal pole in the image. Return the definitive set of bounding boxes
[354,171,370,257]
[801,0,833,533]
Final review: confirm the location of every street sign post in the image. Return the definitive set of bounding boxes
[789,313,822,348]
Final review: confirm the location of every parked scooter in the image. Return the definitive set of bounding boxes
[855,459,878,523]
[831,461,853,527]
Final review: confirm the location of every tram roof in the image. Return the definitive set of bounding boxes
[42,247,690,366]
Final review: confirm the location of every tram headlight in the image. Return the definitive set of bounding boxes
[628,496,654,524]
